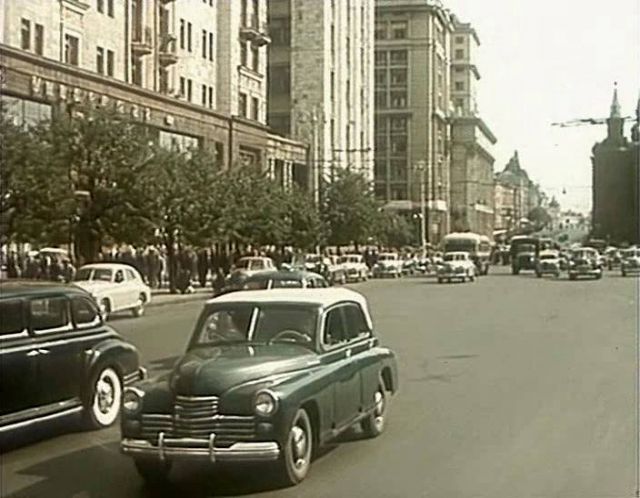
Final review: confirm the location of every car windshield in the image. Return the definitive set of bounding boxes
[236,259,253,269]
[444,253,465,262]
[305,255,321,263]
[444,240,475,252]
[518,244,535,253]
[379,254,397,261]
[74,268,112,282]
[540,254,557,260]
[195,304,318,348]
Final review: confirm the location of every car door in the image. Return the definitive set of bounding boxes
[320,306,363,430]
[111,268,128,310]
[124,268,141,308]
[29,295,86,406]
[0,298,39,419]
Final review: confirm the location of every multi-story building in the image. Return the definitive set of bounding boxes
[1,0,307,185]
[267,0,375,200]
[591,88,640,245]
[448,15,496,238]
[374,0,453,243]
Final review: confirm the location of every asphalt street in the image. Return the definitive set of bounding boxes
[1,267,639,498]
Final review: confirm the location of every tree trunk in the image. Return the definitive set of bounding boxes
[74,223,100,265]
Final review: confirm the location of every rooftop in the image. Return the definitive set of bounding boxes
[207,287,369,309]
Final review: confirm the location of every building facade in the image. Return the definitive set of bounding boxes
[448,16,496,238]
[1,1,307,186]
[591,88,640,245]
[374,0,453,243]
[267,0,375,201]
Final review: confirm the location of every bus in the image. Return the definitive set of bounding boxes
[442,232,492,275]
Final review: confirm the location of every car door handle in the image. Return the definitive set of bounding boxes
[38,349,50,355]
[26,350,40,357]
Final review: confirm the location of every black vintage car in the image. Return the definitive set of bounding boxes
[121,288,398,487]
[0,281,145,436]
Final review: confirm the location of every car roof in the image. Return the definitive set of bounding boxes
[238,256,272,262]
[0,280,91,298]
[244,270,324,281]
[79,263,137,271]
[207,287,368,308]
[445,251,469,256]
[443,232,482,241]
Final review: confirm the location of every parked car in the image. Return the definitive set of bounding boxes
[120,288,398,486]
[338,254,369,282]
[372,252,403,278]
[325,255,348,285]
[239,270,329,290]
[535,250,561,278]
[568,248,603,280]
[73,263,151,320]
[620,248,640,276]
[437,252,476,283]
[0,281,145,436]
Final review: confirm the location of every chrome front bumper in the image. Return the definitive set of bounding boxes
[121,435,280,463]
[123,367,147,386]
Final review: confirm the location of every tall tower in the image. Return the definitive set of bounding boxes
[606,83,625,143]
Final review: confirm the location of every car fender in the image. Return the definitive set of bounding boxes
[82,338,140,400]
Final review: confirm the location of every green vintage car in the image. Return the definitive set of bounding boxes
[120,288,398,486]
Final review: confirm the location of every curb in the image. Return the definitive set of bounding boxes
[147,293,211,308]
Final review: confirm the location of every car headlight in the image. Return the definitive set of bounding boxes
[123,387,144,415]
[254,390,278,417]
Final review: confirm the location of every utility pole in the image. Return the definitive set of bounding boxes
[415,160,427,255]
[311,108,319,206]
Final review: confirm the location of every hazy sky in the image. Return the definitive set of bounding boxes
[445,0,640,212]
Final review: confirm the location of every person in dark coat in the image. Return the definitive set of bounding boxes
[212,268,226,296]
[197,249,209,288]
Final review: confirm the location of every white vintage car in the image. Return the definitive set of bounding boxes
[437,252,476,283]
[373,252,403,278]
[535,250,561,278]
[620,248,640,276]
[73,263,151,320]
[339,254,369,282]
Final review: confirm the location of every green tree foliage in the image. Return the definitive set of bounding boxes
[376,211,415,248]
[321,169,380,247]
[284,186,326,250]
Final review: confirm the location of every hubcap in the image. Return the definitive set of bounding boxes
[92,369,121,426]
[97,377,115,413]
[290,424,308,469]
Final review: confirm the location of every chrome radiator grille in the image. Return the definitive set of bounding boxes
[140,396,256,446]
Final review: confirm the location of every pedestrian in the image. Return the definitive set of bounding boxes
[197,248,209,288]
[61,259,76,283]
[212,268,226,296]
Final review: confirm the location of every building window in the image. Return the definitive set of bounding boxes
[251,45,259,72]
[159,68,169,93]
[64,34,80,66]
[390,91,407,108]
[34,24,44,56]
[455,36,464,44]
[159,130,200,152]
[106,49,114,76]
[3,95,52,127]
[455,66,464,73]
[270,65,290,93]
[179,76,185,97]
[240,41,248,66]
[97,0,104,13]
[375,69,386,86]
[96,46,104,74]
[375,90,387,109]
[208,87,214,108]
[107,0,114,17]
[187,22,193,52]
[209,33,214,61]
[374,22,386,40]
[21,19,31,50]
[202,30,207,58]
[375,51,387,66]
[180,19,185,49]
[132,56,142,85]
[455,81,464,91]
[251,97,259,121]
[455,49,464,59]
[390,68,407,86]
[389,50,407,65]
[187,79,193,101]
[202,84,207,105]
[455,98,464,109]
[239,92,248,117]
[270,18,290,46]
[391,21,407,39]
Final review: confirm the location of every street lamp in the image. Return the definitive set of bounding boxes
[414,160,427,255]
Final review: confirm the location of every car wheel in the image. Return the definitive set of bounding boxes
[84,366,122,429]
[131,293,146,318]
[361,379,388,438]
[277,408,313,486]
[99,299,111,321]
[134,459,172,486]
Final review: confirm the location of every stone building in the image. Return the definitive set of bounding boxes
[267,0,375,201]
[1,0,308,187]
[374,0,453,243]
[448,15,497,238]
[494,151,541,231]
[591,88,640,245]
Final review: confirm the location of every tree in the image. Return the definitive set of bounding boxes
[0,113,72,246]
[284,186,326,250]
[42,106,156,263]
[321,170,380,248]
[376,212,415,248]
[527,206,552,231]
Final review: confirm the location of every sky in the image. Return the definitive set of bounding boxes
[445,0,640,213]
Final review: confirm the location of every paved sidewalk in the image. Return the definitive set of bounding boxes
[148,286,212,308]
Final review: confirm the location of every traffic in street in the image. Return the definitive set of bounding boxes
[2,267,637,498]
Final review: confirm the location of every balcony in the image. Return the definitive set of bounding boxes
[159,35,178,65]
[132,26,153,55]
[240,14,271,46]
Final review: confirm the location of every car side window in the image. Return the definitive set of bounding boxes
[30,296,72,334]
[307,278,316,289]
[343,304,371,340]
[115,270,125,283]
[125,269,137,281]
[323,308,346,346]
[71,297,101,328]
[0,299,27,338]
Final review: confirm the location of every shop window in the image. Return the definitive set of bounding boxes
[159,130,200,153]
